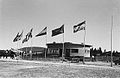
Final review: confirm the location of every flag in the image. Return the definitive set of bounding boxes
[13,32,20,42]
[73,21,86,33]
[22,28,33,43]
[13,31,23,42]
[22,35,28,43]
[36,27,47,37]
[52,24,64,36]
[17,31,23,41]
[27,28,33,39]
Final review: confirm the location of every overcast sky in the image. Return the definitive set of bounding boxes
[0,0,120,51]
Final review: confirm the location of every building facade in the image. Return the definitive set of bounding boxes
[46,42,92,58]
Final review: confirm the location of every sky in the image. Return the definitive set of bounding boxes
[0,0,120,51]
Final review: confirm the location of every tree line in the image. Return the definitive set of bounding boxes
[90,47,120,61]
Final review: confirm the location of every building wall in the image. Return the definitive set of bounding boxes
[70,48,90,57]
[84,48,90,57]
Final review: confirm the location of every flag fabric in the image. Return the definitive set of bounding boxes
[17,31,23,41]
[73,21,86,33]
[22,28,33,44]
[13,32,20,42]
[52,24,64,36]
[13,31,23,42]
[22,35,28,43]
[26,28,33,39]
[36,27,47,37]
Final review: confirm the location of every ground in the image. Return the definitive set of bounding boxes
[0,59,120,78]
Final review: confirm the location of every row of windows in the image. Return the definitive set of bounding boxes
[47,49,89,54]
[71,49,89,53]
[71,49,78,53]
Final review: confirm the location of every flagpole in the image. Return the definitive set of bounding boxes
[26,45,27,57]
[62,29,65,63]
[18,41,20,58]
[83,22,86,64]
[110,15,113,67]
[45,28,47,59]
[30,38,33,60]
[18,41,19,50]
[21,42,23,59]
[17,42,18,50]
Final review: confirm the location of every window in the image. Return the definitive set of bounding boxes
[71,49,78,53]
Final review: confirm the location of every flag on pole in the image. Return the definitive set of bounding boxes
[36,27,47,37]
[13,32,20,42]
[22,28,33,44]
[27,28,33,39]
[17,31,23,41]
[73,21,86,33]
[22,35,28,43]
[52,24,64,36]
[13,31,23,42]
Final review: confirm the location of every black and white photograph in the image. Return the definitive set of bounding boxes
[0,0,120,78]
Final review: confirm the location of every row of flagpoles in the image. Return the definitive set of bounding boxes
[13,21,86,61]
[13,21,86,44]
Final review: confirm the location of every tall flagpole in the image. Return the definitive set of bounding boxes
[26,41,28,59]
[26,45,27,57]
[18,41,21,58]
[17,42,18,50]
[62,26,65,63]
[45,27,47,59]
[30,38,33,60]
[111,15,113,67]
[21,42,23,59]
[16,42,19,63]
[83,22,86,64]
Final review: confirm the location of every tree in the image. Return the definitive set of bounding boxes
[112,50,116,56]
[92,48,97,61]
[97,47,102,56]
[90,48,94,57]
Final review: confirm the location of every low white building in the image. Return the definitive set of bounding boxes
[46,42,92,58]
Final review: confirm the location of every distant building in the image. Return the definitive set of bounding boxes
[46,42,92,58]
[20,47,46,54]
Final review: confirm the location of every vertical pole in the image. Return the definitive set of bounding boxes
[111,15,113,67]
[16,42,19,62]
[18,41,21,58]
[26,47,27,53]
[21,41,23,59]
[18,41,21,59]
[17,42,18,50]
[83,23,86,64]
[22,43,24,59]
[25,43,27,60]
[45,28,47,59]
[62,32,65,62]
[30,38,33,60]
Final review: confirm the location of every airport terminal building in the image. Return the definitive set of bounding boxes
[46,42,92,58]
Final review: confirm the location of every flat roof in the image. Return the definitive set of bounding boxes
[47,42,92,49]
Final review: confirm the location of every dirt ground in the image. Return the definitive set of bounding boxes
[0,59,120,78]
